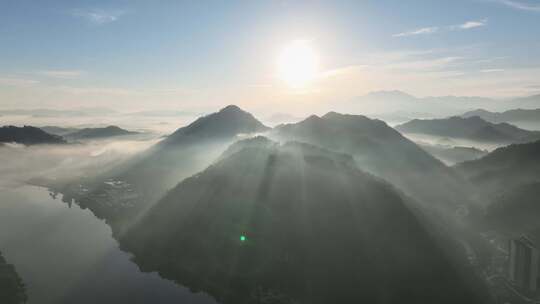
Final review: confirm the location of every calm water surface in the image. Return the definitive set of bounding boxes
[0,184,216,304]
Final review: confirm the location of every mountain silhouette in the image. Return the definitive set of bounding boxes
[272,112,475,215]
[121,105,269,194]
[121,138,489,304]
[40,126,80,136]
[62,125,139,140]
[396,116,540,143]
[0,125,66,145]
[456,140,540,197]
[161,105,269,146]
[48,105,269,233]
[457,140,540,238]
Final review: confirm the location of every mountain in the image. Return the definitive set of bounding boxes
[272,112,476,215]
[0,251,27,304]
[46,105,269,233]
[346,90,444,117]
[345,91,540,119]
[40,126,80,136]
[396,116,540,143]
[123,104,270,193]
[0,126,66,145]
[345,90,498,118]
[121,138,490,304]
[456,140,540,197]
[462,108,540,123]
[62,125,139,140]
[456,140,540,236]
[161,105,268,145]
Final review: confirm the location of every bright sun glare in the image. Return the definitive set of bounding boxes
[277,40,319,88]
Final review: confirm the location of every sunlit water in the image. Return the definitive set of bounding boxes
[0,184,216,304]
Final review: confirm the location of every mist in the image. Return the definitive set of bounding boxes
[3,1,540,303]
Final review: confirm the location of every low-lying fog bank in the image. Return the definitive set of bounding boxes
[0,138,159,189]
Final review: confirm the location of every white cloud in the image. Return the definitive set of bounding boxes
[35,70,85,79]
[393,27,439,37]
[395,19,487,38]
[454,19,488,30]
[496,0,540,12]
[71,9,125,25]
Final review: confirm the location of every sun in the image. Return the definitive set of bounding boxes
[277,40,319,88]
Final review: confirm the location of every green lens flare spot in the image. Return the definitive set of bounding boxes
[240,235,247,242]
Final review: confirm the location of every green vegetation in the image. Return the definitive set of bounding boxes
[0,251,27,304]
[121,139,490,304]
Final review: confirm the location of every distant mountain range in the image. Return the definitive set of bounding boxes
[41,125,140,141]
[344,90,540,119]
[39,126,80,136]
[0,126,66,145]
[396,116,540,144]
[121,138,490,304]
[461,108,540,123]
[61,126,139,140]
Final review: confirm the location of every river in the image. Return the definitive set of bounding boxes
[0,184,217,304]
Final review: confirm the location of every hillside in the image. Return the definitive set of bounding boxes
[40,126,80,136]
[456,141,540,238]
[456,140,540,196]
[272,112,476,215]
[122,138,489,304]
[46,105,270,233]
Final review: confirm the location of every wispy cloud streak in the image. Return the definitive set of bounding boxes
[393,27,439,37]
[394,19,487,38]
[70,9,125,25]
[453,19,488,29]
[496,0,540,12]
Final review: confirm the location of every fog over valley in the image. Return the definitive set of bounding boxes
[2,1,540,303]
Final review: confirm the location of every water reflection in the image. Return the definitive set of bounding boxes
[0,185,216,304]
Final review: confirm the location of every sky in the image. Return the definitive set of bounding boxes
[1,0,540,114]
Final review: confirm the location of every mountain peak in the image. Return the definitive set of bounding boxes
[163,105,269,145]
[218,104,242,113]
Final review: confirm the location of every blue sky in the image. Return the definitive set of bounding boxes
[1,0,540,113]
